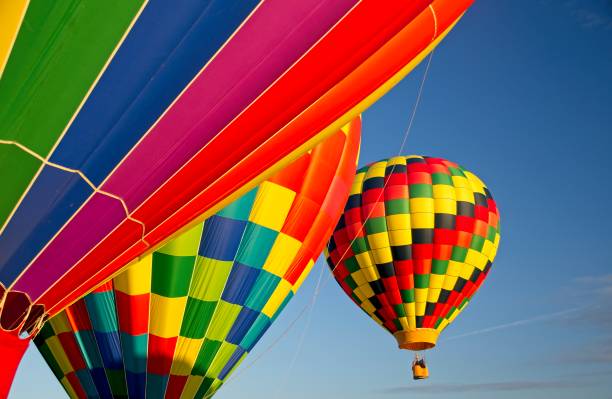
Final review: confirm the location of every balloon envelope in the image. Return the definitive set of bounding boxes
[325,156,500,351]
[34,122,360,399]
[0,0,473,335]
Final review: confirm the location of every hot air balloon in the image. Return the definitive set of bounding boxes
[33,122,360,399]
[0,0,473,393]
[325,156,500,379]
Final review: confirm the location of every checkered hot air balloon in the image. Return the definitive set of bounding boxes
[325,156,500,380]
[32,122,360,399]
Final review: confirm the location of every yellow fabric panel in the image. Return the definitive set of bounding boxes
[206,301,241,341]
[490,243,499,260]
[357,283,375,299]
[190,258,232,301]
[446,261,462,277]
[387,156,408,166]
[364,162,387,179]
[410,213,434,229]
[180,375,205,399]
[432,185,456,200]
[494,234,501,248]
[362,266,379,282]
[262,233,302,277]
[366,232,390,250]
[0,0,28,77]
[451,175,469,188]
[249,181,296,231]
[49,313,72,334]
[354,286,368,302]
[149,294,187,338]
[207,342,237,377]
[408,317,416,330]
[46,336,74,374]
[355,252,375,268]
[459,263,475,280]
[157,223,203,256]
[60,377,78,399]
[113,255,152,295]
[170,337,203,375]
[415,301,426,317]
[442,275,458,291]
[351,271,367,287]
[455,188,475,203]
[221,352,246,381]
[464,171,486,194]
[409,198,434,213]
[448,310,460,323]
[398,317,410,330]
[427,288,441,303]
[388,229,412,246]
[429,274,445,289]
[403,303,416,318]
[350,172,366,195]
[415,288,427,303]
[466,249,488,271]
[386,214,411,231]
[262,279,291,318]
[482,240,495,260]
[433,198,456,215]
[436,318,449,331]
[361,299,376,315]
[291,258,314,293]
[371,247,392,264]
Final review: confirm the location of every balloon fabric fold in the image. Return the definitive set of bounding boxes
[325,156,500,375]
[34,122,361,399]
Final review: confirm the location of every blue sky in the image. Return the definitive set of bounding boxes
[11,1,612,398]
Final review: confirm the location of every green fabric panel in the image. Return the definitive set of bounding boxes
[364,217,386,234]
[38,343,65,380]
[157,223,203,256]
[179,298,216,339]
[408,184,433,198]
[36,323,56,342]
[0,0,143,152]
[350,236,368,254]
[451,246,468,262]
[193,339,222,376]
[205,301,241,341]
[0,147,41,227]
[235,223,278,269]
[400,289,415,303]
[195,377,216,399]
[431,173,453,186]
[447,167,465,177]
[344,257,360,273]
[151,252,195,297]
[487,225,497,241]
[216,189,257,221]
[244,272,280,311]
[384,198,409,215]
[434,318,443,329]
[414,274,429,288]
[106,369,128,397]
[344,275,357,290]
[207,342,237,378]
[470,234,485,251]
[189,257,232,301]
[392,319,402,330]
[393,304,406,317]
[431,259,448,274]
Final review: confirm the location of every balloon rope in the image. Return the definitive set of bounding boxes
[217,50,436,394]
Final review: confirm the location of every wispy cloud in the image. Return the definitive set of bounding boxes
[562,0,612,30]
[379,380,589,395]
[442,306,585,342]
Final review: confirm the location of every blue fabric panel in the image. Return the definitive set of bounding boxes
[234,223,278,269]
[90,368,114,399]
[74,330,104,369]
[218,347,246,380]
[74,368,98,398]
[50,0,260,185]
[146,373,168,399]
[0,166,92,284]
[93,331,124,371]
[220,263,260,305]
[244,272,280,311]
[199,215,247,261]
[225,307,259,345]
[216,189,257,221]
[125,371,146,399]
